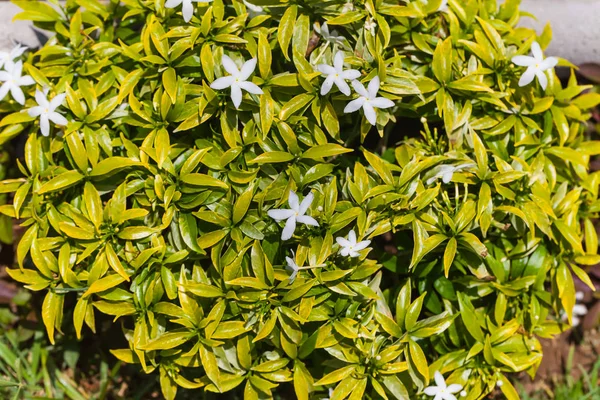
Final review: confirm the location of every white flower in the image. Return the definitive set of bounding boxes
[27,89,68,137]
[165,0,212,23]
[268,190,319,240]
[341,2,354,13]
[336,230,371,258]
[460,391,467,398]
[285,255,301,283]
[314,23,346,46]
[210,55,263,109]
[425,163,475,185]
[317,51,361,96]
[0,61,34,105]
[511,41,558,90]
[570,291,588,327]
[424,371,463,400]
[364,18,377,36]
[343,76,394,125]
[285,251,325,283]
[0,45,27,69]
[243,0,264,18]
[438,0,448,12]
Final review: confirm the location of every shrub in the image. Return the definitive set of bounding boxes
[2,0,600,398]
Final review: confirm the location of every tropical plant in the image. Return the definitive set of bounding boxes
[2,0,600,399]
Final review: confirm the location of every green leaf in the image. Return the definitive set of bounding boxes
[301,144,352,160]
[432,38,453,83]
[38,170,84,194]
[180,173,229,189]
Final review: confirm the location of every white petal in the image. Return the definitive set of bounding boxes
[349,250,360,258]
[49,93,66,111]
[10,45,26,59]
[14,60,23,76]
[210,76,235,90]
[0,83,9,101]
[573,304,588,315]
[321,23,330,36]
[434,371,446,388]
[285,257,298,272]
[367,76,380,99]
[19,75,34,86]
[333,51,345,72]
[239,58,257,81]
[289,269,298,283]
[351,80,369,98]
[35,90,49,108]
[0,72,10,81]
[511,55,535,67]
[296,215,319,227]
[334,77,351,96]
[362,101,377,125]
[424,387,440,396]
[282,217,296,240]
[221,55,240,76]
[353,240,371,251]
[165,0,183,8]
[535,69,548,90]
[370,97,395,109]
[230,83,243,108]
[28,106,43,117]
[336,237,351,247]
[341,69,361,80]
[518,67,536,87]
[48,112,68,126]
[238,81,263,95]
[344,97,365,114]
[317,64,336,75]
[181,0,194,22]
[288,190,300,212]
[268,208,295,221]
[447,384,463,394]
[530,41,543,61]
[442,169,454,183]
[441,393,457,400]
[321,75,335,96]
[540,56,558,70]
[40,114,50,136]
[340,247,350,257]
[10,85,25,105]
[348,230,356,244]
[298,192,314,215]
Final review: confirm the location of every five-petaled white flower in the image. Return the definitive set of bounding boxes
[336,230,371,258]
[314,23,346,46]
[364,18,377,36]
[511,41,558,91]
[317,51,361,96]
[0,45,27,69]
[165,0,212,23]
[268,190,319,241]
[343,76,394,125]
[0,61,34,105]
[27,89,68,137]
[210,55,263,109]
[425,163,475,185]
[424,372,463,400]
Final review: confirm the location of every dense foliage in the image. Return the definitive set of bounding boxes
[2,0,600,398]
